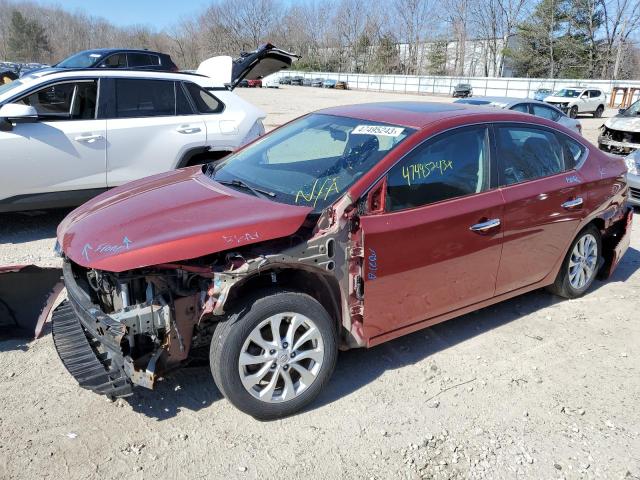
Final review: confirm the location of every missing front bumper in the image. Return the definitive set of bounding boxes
[52,301,132,397]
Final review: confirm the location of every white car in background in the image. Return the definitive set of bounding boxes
[544,86,606,119]
[0,44,298,212]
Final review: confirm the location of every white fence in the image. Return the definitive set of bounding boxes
[277,71,640,105]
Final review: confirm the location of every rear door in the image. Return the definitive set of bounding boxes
[494,124,586,294]
[360,126,504,339]
[0,78,106,205]
[104,78,206,186]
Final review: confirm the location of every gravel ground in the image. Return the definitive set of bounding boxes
[1,86,639,480]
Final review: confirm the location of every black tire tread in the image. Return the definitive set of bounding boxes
[210,288,338,420]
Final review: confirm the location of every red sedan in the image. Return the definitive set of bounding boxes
[54,102,632,419]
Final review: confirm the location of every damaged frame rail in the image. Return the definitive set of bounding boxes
[55,196,367,397]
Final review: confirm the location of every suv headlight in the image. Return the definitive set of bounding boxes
[625,152,639,176]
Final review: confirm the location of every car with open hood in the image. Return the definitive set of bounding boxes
[0,43,298,212]
[53,102,632,420]
[598,98,640,156]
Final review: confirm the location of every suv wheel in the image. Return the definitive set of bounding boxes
[210,289,338,420]
[594,105,604,118]
[548,225,601,299]
[569,105,579,118]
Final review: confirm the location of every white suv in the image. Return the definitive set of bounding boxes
[544,86,606,119]
[0,44,297,212]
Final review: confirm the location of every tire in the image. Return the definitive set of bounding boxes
[594,105,604,118]
[569,106,579,119]
[210,289,338,420]
[548,225,601,299]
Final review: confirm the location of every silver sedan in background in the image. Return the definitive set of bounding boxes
[454,96,582,134]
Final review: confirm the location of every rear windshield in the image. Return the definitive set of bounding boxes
[207,113,414,212]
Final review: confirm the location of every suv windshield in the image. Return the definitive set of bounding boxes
[207,113,414,211]
[56,51,103,68]
[555,89,581,98]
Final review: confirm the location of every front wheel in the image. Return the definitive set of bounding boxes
[569,106,579,118]
[548,226,601,299]
[210,290,338,420]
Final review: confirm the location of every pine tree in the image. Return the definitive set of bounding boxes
[7,11,52,63]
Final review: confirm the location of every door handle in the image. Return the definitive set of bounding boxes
[176,126,201,134]
[74,134,103,143]
[470,218,501,233]
[561,197,583,210]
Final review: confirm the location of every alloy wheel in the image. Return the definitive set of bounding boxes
[238,312,324,403]
[568,233,598,290]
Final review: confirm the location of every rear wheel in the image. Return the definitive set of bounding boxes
[548,226,601,299]
[594,105,604,118]
[569,106,579,118]
[210,290,338,420]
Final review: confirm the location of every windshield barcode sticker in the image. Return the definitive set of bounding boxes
[352,125,404,137]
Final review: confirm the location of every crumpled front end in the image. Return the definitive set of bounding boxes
[54,259,202,396]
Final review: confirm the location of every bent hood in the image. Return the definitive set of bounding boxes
[57,168,312,272]
[605,115,640,132]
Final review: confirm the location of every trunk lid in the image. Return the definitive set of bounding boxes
[197,43,300,90]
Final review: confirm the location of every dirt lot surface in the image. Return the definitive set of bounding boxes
[1,87,639,480]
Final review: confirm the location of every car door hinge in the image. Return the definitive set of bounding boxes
[350,304,364,317]
[350,246,364,258]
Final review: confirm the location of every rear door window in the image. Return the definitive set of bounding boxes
[386,126,490,211]
[115,79,175,118]
[495,126,565,186]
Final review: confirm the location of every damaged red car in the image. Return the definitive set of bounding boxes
[53,102,632,419]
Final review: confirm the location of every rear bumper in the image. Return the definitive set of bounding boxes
[600,207,634,279]
[52,261,132,397]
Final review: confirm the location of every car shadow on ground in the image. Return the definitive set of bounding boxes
[0,209,71,244]
[119,246,640,420]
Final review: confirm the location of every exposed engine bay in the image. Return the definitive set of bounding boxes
[599,126,640,155]
[56,196,366,396]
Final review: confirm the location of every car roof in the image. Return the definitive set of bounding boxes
[75,48,167,56]
[22,68,206,82]
[317,101,529,129]
[456,96,554,107]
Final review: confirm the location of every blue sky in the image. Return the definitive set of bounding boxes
[34,0,211,30]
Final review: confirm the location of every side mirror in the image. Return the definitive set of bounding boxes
[581,93,588,98]
[618,108,626,115]
[0,103,38,131]
[366,178,387,214]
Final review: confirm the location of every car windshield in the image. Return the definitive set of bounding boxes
[56,51,103,68]
[207,113,414,212]
[0,79,22,97]
[457,84,470,88]
[555,89,581,98]
[622,100,640,116]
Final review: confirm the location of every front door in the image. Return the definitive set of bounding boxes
[493,124,586,294]
[0,79,106,204]
[360,125,504,340]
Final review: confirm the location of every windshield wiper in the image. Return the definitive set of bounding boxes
[216,178,276,199]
